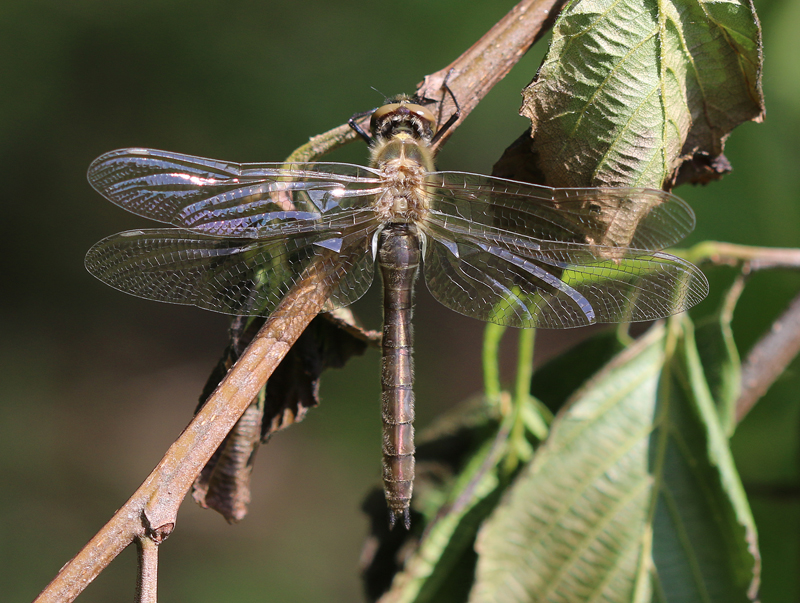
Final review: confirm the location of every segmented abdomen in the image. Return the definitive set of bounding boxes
[377,224,420,530]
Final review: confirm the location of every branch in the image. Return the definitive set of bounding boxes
[736,290,800,422]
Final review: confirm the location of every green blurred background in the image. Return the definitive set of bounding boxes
[1,0,798,601]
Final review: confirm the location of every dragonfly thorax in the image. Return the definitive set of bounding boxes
[371,135,433,223]
[368,98,438,223]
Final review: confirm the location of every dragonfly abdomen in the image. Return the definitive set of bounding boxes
[378,224,421,530]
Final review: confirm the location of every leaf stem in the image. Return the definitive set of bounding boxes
[514,328,549,443]
[483,322,507,403]
[514,328,535,406]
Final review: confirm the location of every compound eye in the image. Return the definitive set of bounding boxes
[369,99,438,137]
[371,103,402,123]
[405,103,437,130]
[370,103,401,134]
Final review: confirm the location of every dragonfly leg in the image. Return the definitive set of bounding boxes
[429,69,460,145]
[348,109,375,145]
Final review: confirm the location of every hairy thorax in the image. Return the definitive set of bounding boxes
[371,133,434,224]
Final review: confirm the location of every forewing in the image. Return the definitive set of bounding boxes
[88,148,383,237]
[426,172,695,254]
[421,224,708,329]
[84,221,378,317]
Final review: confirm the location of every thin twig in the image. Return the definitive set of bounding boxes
[680,241,800,271]
[135,537,159,603]
[736,290,800,423]
[286,122,359,163]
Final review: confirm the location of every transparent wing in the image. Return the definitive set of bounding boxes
[88,148,383,237]
[426,172,696,254]
[420,222,708,329]
[84,220,379,317]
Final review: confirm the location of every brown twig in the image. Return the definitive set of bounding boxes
[34,273,329,603]
[681,241,800,271]
[736,290,800,423]
[134,537,159,603]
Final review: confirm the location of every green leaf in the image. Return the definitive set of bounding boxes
[522,0,764,188]
[469,320,759,602]
[531,329,624,415]
[653,318,758,601]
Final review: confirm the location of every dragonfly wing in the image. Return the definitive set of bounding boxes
[85,222,378,317]
[88,148,383,236]
[426,172,696,254]
[420,224,708,329]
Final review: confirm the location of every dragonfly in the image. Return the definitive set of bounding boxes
[85,95,708,529]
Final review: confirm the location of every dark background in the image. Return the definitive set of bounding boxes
[2,0,798,601]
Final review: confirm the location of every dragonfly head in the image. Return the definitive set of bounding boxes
[370,96,436,145]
